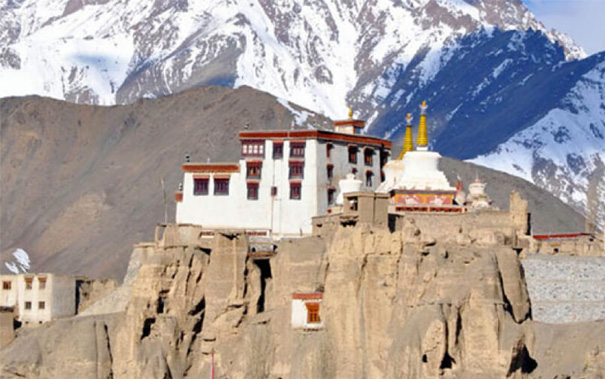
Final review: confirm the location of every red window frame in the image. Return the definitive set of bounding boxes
[241,140,265,158]
[246,161,262,179]
[290,142,306,158]
[194,178,209,195]
[364,148,374,166]
[214,178,230,195]
[289,161,304,179]
[348,146,358,164]
[305,302,320,323]
[290,182,302,200]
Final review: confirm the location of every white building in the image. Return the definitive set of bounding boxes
[0,273,76,325]
[291,292,323,329]
[176,117,392,237]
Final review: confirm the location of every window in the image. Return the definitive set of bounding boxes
[290,142,305,158]
[38,301,45,310]
[327,164,334,181]
[214,178,230,195]
[364,148,374,166]
[351,167,358,175]
[247,182,259,200]
[193,178,209,195]
[327,188,336,205]
[273,142,283,159]
[2,281,11,290]
[306,302,320,324]
[242,140,265,158]
[25,301,32,310]
[366,171,374,187]
[289,161,304,179]
[271,186,278,196]
[348,146,358,164]
[246,161,262,179]
[25,278,33,290]
[326,143,333,158]
[290,182,301,200]
[38,277,46,290]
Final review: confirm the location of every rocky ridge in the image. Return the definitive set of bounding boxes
[1,220,604,378]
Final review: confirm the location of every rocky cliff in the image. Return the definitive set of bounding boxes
[2,222,603,378]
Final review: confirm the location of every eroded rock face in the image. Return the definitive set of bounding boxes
[1,224,602,378]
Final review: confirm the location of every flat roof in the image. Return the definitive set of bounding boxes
[239,130,392,149]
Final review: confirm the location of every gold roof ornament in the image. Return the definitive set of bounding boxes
[417,101,428,149]
[348,106,353,119]
[399,113,415,160]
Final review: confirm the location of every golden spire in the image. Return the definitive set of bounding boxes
[348,106,353,119]
[399,113,414,159]
[417,101,428,149]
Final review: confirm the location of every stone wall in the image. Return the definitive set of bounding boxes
[522,254,605,323]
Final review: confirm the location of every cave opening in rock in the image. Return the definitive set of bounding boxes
[141,317,156,340]
[255,259,272,313]
[439,352,456,369]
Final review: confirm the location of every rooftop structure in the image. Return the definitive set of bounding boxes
[175,114,392,237]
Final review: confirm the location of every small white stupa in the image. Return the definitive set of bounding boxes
[466,177,492,209]
[336,173,363,205]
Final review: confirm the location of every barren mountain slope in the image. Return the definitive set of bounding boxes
[1,87,584,280]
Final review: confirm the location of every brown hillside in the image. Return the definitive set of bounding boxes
[0,87,584,280]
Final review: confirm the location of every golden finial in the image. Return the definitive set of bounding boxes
[348,106,353,119]
[399,113,414,159]
[417,101,428,149]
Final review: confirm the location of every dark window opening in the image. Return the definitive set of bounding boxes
[194,178,209,195]
[306,302,321,324]
[364,148,374,166]
[247,182,259,200]
[25,301,32,310]
[366,171,374,187]
[2,281,11,290]
[246,161,262,179]
[348,146,358,164]
[214,178,230,195]
[290,182,302,200]
[25,278,33,290]
[255,260,272,313]
[351,167,358,175]
[241,140,265,158]
[271,186,278,196]
[38,301,45,310]
[326,143,333,158]
[328,188,336,205]
[290,142,306,158]
[289,161,304,179]
[327,164,334,181]
[273,142,283,159]
[38,277,46,290]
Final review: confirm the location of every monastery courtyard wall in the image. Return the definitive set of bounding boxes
[522,254,605,323]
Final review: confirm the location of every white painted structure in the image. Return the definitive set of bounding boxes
[377,150,454,193]
[176,127,391,237]
[291,292,323,329]
[0,274,76,325]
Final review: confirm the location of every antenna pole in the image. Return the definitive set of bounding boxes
[161,177,167,224]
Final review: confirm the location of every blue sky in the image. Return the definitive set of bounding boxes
[523,0,605,55]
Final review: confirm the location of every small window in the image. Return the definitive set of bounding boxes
[214,178,230,195]
[25,301,32,310]
[2,281,11,290]
[327,164,334,181]
[290,142,305,158]
[306,302,320,324]
[271,186,278,196]
[247,182,259,200]
[364,148,374,166]
[246,161,262,179]
[327,188,336,205]
[38,301,45,310]
[326,143,333,158]
[273,142,283,159]
[366,171,374,187]
[351,167,358,175]
[289,161,304,179]
[25,278,33,290]
[193,178,209,196]
[38,277,46,290]
[348,146,358,164]
[290,182,302,200]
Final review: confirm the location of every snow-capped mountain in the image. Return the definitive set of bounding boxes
[0,0,602,223]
